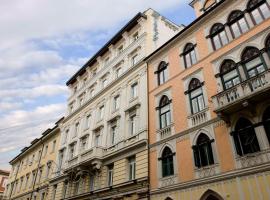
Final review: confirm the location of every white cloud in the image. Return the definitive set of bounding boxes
[0,102,22,111]
[0,0,188,49]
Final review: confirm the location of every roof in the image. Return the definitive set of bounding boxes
[0,169,10,176]
[66,12,147,86]
[9,117,63,164]
[145,0,226,62]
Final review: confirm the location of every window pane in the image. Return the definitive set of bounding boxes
[220,31,228,45]
[245,57,262,70]
[261,4,270,19]
[190,50,197,65]
[192,99,199,113]
[191,88,202,98]
[198,95,205,111]
[252,9,264,24]
[231,23,241,38]
[185,54,191,68]
[213,35,221,49]
[223,69,238,81]
[239,18,249,33]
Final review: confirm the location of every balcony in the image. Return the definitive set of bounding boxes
[212,70,270,115]
[157,124,174,141]
[66,147,104,170]
[235,148,270,169]
[187,107,209,127]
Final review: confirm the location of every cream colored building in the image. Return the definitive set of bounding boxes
[49,9,181,200]
[4,119,62,200]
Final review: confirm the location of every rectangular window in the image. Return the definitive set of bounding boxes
[131,83,138,99]
[85,115,91,129]
[52,185,57,200]
[128,156,136,180]
[130,114,136,136]
[74,123,80,137]
[89,175,94,191]
[46,164,51,179]
[37,168,42,183]
[52,140,56,153]
[118,45,123,54]
[133,32,139,41]
[132,54,139,66]
[115,67,122,78]
[111,125,117,145]
[25,175,29,190]
[113,95,120,111]
[41,192,45,200]
[107,164,114,186]
[102,78,108,88]
[95,133,100,147]
[63,130,69,144]
[69,143,76,159]
[80,137,88,152]
[58,150,64,171]
[62,182,68,199]
[99,105,104,120]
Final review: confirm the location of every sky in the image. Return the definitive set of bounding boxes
[0,0,195,170]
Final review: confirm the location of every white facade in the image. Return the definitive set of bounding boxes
[56,9,181,178]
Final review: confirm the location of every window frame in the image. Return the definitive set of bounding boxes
[232,118,261,156]
[155,61,168,85]
[219,59,241,90]
[247,0,270,25]
[241,47,267,79]
[186,78,205,114]
[227,10,250,39]
[192,133,215,168]
[158,96,171,129]
[182,43,197,68]
[159,147,175,178]
[209,23,229,50]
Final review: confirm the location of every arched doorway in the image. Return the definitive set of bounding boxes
[200,190,224,200]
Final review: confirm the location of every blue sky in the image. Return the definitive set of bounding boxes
[0,0,195,169]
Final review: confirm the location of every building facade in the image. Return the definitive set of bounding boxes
[4,121,62,200]
[49,9,181,200]
[146,0,270,199]
[0,170,9,200]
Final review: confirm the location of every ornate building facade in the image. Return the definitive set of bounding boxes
[4,120,62,200]
[49,9,180,200]
[146,0,270,199]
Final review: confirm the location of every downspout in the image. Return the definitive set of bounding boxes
[146,61,150,200]
[29,140,45,200]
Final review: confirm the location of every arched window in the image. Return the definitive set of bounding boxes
[193,133,214,168]
[220,59,240,89]
[247,0,270,25]
[263,106,270,143]
[156,61,168,85]
[158,96,171,129]
[266,35,270,57]
[228,10,249,38]
[241,47,266,78]
[233,118,260,156]
[160,147,174,177]
[183,43,197,68]
[187,78,205,114]
[210,23,229,50]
